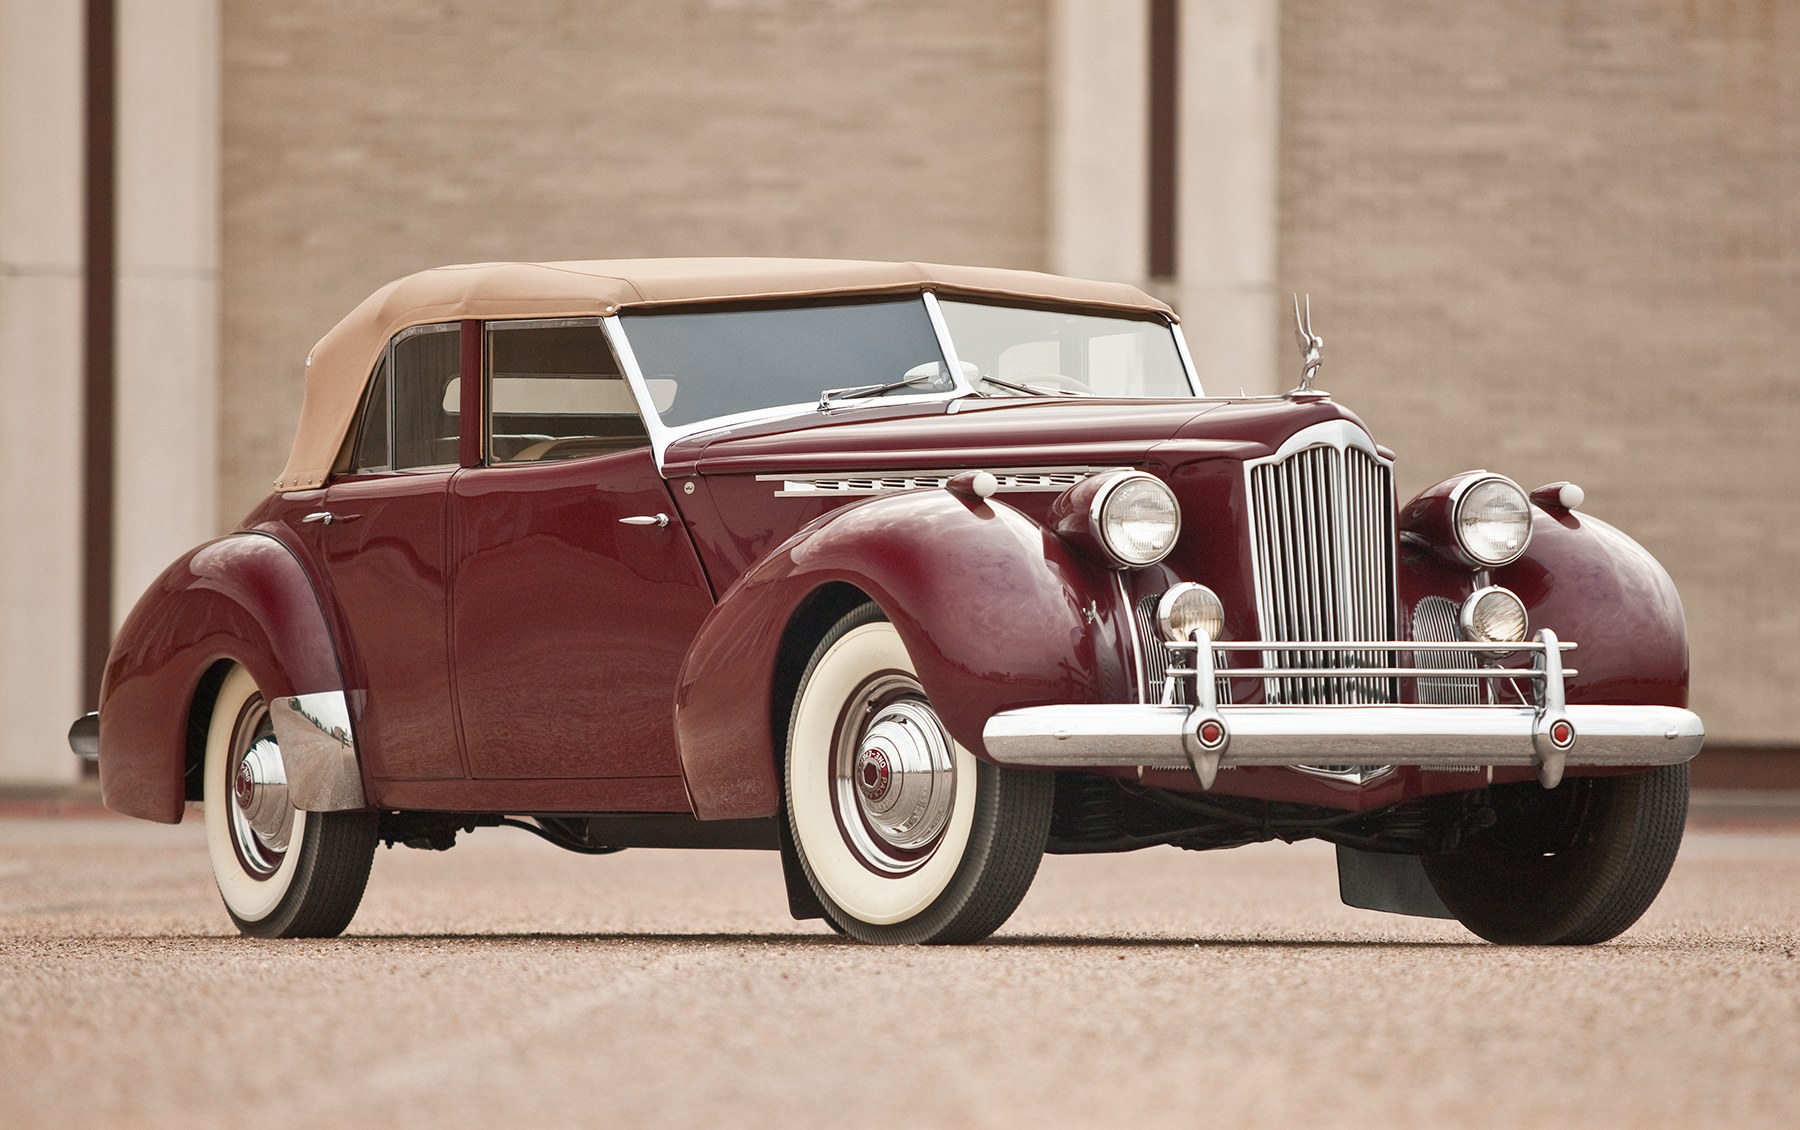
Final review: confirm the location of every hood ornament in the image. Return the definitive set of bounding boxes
[1290,293,1323,394]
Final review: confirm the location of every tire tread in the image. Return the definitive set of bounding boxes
[1424,762,1688,945]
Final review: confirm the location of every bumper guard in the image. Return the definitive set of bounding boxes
[982,629,1703,789]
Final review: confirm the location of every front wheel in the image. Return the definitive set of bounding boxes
[1423,763,1689,945]
[203,665,378,938]
[784,604,1054,944]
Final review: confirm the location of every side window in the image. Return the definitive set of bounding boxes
[349,355,391,473]
[392,324,461,471]
[484,321,648,463]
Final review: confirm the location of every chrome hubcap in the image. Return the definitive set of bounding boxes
[834,676,956,874]
[228,731,294,876]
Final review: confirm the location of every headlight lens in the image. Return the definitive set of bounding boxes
[1157,583,1224,642]
[1460,586,1528,649]
[1094,473,1180,567]
[1454,476,1532,566]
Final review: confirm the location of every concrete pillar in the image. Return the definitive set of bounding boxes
[1176,0,1281,396]
[0,0,86,785]
[1049,0,1149,284]
[113,0,219,620]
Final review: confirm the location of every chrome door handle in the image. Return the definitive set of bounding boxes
[619,513,671,528]
[301,511,360,526]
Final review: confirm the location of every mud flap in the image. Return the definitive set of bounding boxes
[1336,846,1455,919]
[776,810,828,922]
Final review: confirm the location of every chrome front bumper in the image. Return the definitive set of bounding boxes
[981,630,1704,789]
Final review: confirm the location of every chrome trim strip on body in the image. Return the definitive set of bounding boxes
[757,466,1113,498]
[981,702,1704,771]
[267,691,366,811]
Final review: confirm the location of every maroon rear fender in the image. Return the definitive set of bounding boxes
[98,532,350,823]
[1495,508,1689,709]
[675,488,1132,820]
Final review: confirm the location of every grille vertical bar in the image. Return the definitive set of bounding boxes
[1248,439,1398,704]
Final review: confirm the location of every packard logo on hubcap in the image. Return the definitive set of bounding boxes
[858,748,892,802]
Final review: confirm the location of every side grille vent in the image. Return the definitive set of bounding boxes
[1412,596,1481,705]
[1133,595,1230,706]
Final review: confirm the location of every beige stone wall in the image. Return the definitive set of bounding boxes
[0,0,84,786]
[1277,2,1800,742]
[219,0,1049,524]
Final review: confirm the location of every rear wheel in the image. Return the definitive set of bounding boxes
[784,604,1053,944]
[202,665,378,938]
[1423,763,1688,944]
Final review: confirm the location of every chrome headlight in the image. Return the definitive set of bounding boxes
[1460,586,1528,653]
[1092,472,1180,567]
[1157,583,1224,642]
[1452,474,1532,567]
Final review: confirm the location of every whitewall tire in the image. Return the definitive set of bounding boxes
[785,604,1053,944]
[202,665,378,938]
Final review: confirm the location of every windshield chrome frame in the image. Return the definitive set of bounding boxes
[1170,322,1204,397]
[605,291,1203,470]
[606,293,971,468]
[932,294,1202,400]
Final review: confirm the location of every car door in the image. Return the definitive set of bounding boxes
[309,323,464,781]
[449,317,716,782]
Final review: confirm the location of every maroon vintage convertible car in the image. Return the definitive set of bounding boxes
[72,259,1703,944]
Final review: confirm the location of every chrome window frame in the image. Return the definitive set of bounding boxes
[481,316,649,467]
[383,321,461,475]
[347,353,391,475]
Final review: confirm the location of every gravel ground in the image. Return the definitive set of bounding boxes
[2,813,1797,1129]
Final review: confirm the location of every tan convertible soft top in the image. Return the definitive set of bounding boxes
[275,258,1174,491]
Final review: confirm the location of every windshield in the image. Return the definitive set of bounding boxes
[937,300,1194,398]
[619,297,951,428]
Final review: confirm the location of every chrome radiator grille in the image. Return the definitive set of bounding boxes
[1246,438,1398,704]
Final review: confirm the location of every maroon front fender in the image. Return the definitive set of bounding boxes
[98,532,349,823]
[1494,509,1689,709]
[675,489,1131,820]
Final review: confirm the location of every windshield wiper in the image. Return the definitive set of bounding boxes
[971,373,1092,397]
[816,372,943,411]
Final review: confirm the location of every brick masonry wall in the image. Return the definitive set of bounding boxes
[1278,1,1799,742]
[220,0,1048,522]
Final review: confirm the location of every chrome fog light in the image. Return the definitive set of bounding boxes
[1093,472,1180,567]
[1460,585,1529,653]
[1157,583,1224,642]
[1453,474,1532,566]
